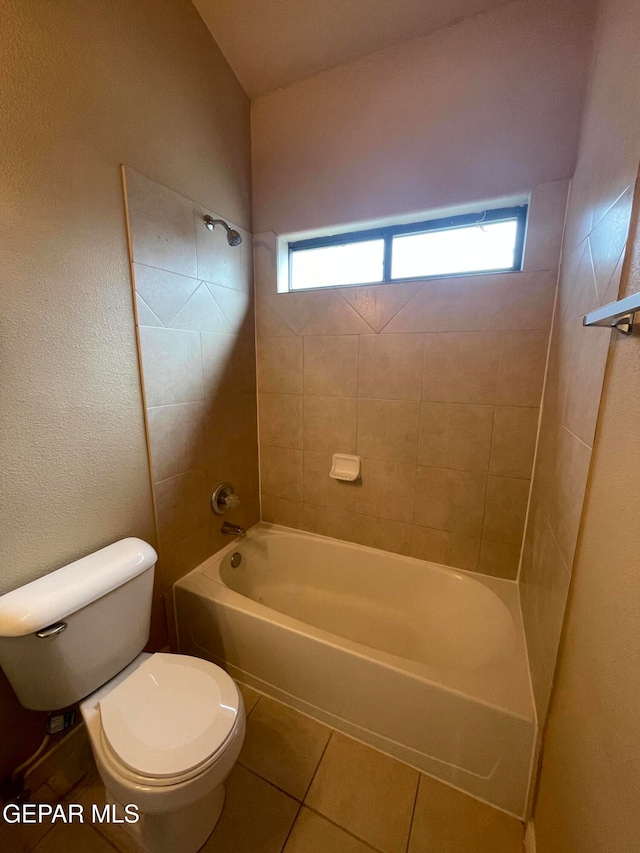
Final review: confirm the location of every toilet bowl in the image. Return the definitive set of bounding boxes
[81,651,245,853]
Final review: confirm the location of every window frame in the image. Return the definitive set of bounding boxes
[287,205,528,291]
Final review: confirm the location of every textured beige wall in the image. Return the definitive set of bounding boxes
[251,0,593,235]
[254,181,566,577]
[519,0,640,723]
[0,0,249,784]
[123,168,259,611]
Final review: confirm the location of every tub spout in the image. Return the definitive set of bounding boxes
[221,521,246,538]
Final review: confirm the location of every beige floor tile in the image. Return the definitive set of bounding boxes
[32,821,115,853]
[0,783,60,853]
[238,682,262,716]
[75,777,140,853]
[203,765,299,853]
[407,775,523,852]
[284,807,376,852]
[239,697,332,799]
[305,733,418,853]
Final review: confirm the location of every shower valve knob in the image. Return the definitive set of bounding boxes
[211,482,240,515]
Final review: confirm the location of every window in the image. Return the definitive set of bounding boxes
[288,206,527,291]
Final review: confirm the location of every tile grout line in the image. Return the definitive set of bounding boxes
[301,805,386,853]
[404,774,422,853]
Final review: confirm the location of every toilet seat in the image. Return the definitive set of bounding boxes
[98,653,240,786]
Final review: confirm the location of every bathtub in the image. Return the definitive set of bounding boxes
[174,523,536,817]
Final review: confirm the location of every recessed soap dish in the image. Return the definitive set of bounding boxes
[329,454,361,482]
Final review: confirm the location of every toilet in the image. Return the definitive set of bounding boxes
[0,538,245,853]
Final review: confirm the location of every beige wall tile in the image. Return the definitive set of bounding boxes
[205,387,258,468]
[520,502,571,720]
[482,475,530,545]
[382,273,515,334]
[588,184,634,302]
[496,329,548,407]
[138,327,204,407]
[133,263,199,326]
[306,733,418,853]
[238,697,331,799]
[355,458,415,523]
[542,317,577,423]
[147,401,207,483]
[260,445,303,501]
[549,426,592,568]
[357,399,420,463]
[414,467,486,536]
[418,402,494,472]
[523,179,570,272]
[259,393,303,449]
[341,282,421,332]
[558,239,599,322]
[408,773,523,853]
[422,331,502,404]
[171,282,232,333]
[352,515,413,556]
[153,468,210,548]
[304,335,359,396]
[125,168,197,277]
[158,524,212,591]
[563,323,611,446]
[483,270,557,331]
[267,290,329,334]
[300,291,374,335]
[303,504,356,540]
[261,495,304,528]
[490,406,539,479]
[358,334,424,400]
[411,526,480,572]
[304,396,357,453]
[202,328,256,398]
[478,539,521,580]
[258,336,303,394]
[303,451,358,511]
[194,204,252,292]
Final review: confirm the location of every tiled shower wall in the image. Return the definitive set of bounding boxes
[123,168,259,617]
[520,169,638,715]
[254,181,568,580]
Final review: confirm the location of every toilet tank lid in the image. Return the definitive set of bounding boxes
[0,538,157,637]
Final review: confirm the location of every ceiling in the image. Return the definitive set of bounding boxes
[193,0,513,99]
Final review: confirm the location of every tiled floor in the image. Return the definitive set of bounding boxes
[3,684,524,852]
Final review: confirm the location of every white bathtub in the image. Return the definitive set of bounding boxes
[174,523,536,816]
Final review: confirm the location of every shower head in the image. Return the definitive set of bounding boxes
[203,215,243,246]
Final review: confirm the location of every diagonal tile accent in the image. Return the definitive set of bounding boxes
[266,291,329,334]
[133,263,200,326]
[207,281,251,332]
[135,293,164,327]
[341,282,422,332]
[483,270,557,331]
[588,183,633,303]
[171,283,232,333]
[300,291,374,335]
[256,300,296,337]
[382,273,518,333]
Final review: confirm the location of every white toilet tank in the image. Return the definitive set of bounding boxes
[0,538,157,710]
